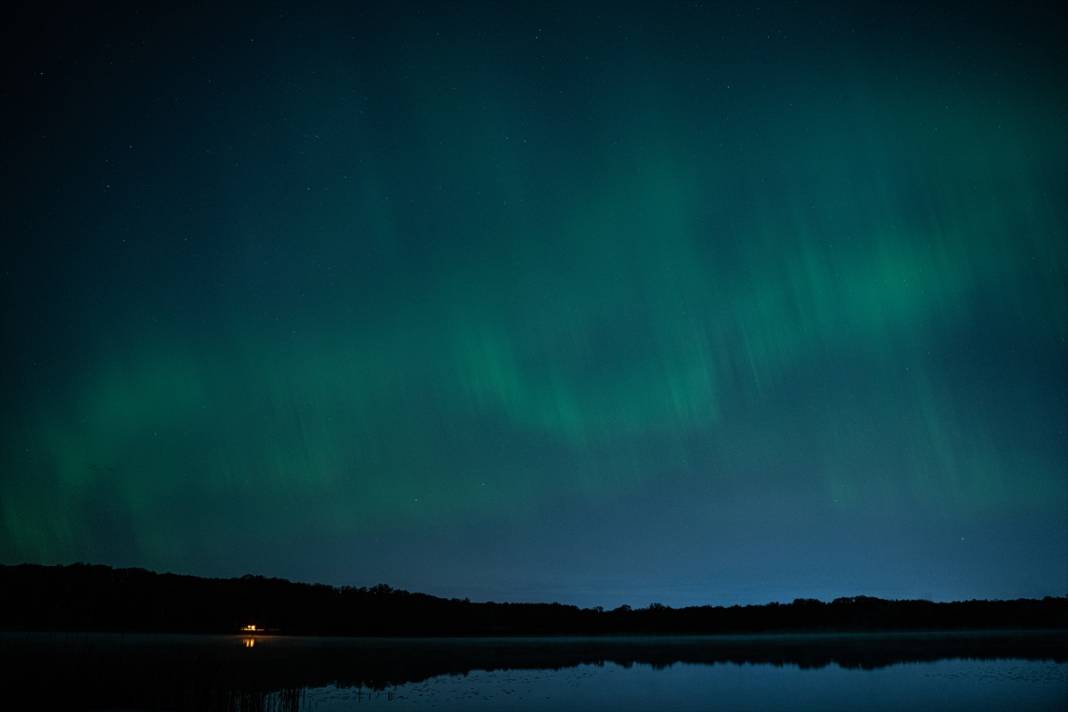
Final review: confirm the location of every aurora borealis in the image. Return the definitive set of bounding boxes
[2,2,1066,606]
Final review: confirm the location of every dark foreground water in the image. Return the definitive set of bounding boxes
[1,632,1065,710]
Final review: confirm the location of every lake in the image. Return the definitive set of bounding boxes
[1,631,1065,710]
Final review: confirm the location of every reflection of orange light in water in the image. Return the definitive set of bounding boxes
[243,638,255,648]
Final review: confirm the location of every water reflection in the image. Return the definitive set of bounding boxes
[1,632,1065,710]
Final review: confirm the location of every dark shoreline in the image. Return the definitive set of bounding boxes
[2,629,1066,710]
[4,563,1067,637]
[6,628,1068,641]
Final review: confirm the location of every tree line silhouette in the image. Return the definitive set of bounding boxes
[2,563,1065,635]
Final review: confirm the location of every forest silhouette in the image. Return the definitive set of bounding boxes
[2,563,1065,636]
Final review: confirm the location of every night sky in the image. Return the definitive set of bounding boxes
[2,2,1066,607]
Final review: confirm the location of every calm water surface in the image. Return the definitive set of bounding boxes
[2,632,1065,710]
[304,658,1066,711]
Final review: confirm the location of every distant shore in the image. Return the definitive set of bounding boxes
[3,563,1066,637]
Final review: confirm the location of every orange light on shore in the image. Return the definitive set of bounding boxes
[240,624,259,632]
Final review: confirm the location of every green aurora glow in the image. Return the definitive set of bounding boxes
[2,2,1065,604]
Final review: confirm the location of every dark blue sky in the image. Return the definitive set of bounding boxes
[2,1,1066,606]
